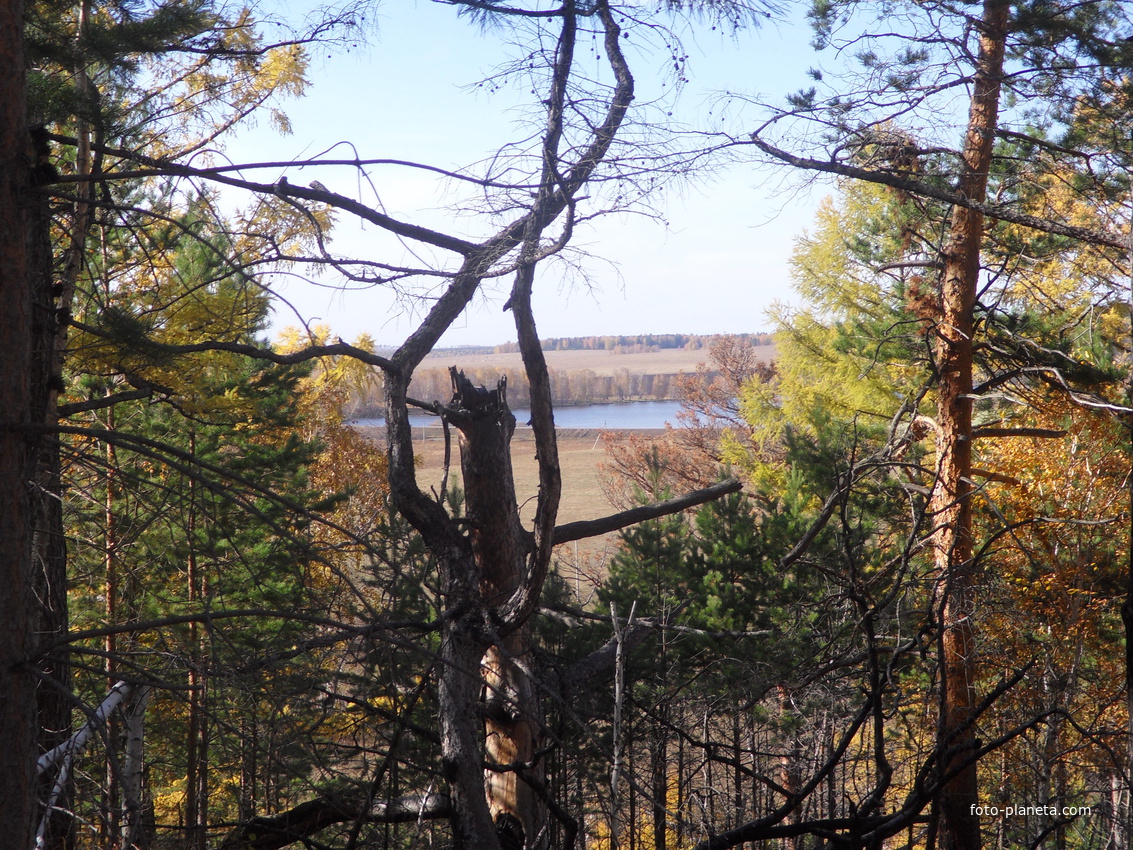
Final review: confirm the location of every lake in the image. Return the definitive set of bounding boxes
[353,399,685,430]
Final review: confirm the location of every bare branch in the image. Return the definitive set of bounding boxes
[551,478,742,545]
[746,135,1130,250]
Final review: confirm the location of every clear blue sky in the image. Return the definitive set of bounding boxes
[224,0,831,347]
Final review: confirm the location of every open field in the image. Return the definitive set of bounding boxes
[419,343,777,377]
[356,425,666,598]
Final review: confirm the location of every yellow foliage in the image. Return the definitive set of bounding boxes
[152,788,186,825]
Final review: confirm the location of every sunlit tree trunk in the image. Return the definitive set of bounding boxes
[1123,213,1133,850]
[930,3,1009,848]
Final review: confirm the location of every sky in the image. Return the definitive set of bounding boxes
[223,0,834,347]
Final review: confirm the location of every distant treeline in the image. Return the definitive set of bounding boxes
[347,365,690,417]
[374,333,774,358]
[490,332,773,354]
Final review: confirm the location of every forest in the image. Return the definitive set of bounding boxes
[2,0,1133,849]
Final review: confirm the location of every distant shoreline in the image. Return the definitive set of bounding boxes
[353,425,670,441]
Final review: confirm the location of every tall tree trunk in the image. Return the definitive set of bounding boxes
[652,711,668,850]
[36,10,94,838]
[3,0,64,838]
[931,3,1009,848]
[32,128,71,850]
[440,621,501,850]
[1,0,44,841]
[1123,211,1133,850]
[384,363,502,850]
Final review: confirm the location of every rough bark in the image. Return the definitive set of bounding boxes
[1,0,44,843]
[385,351,496,850]
[930,3,1010,848]
[440,621,504,850]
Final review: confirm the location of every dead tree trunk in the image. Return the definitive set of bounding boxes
[446,369,548,849]
[930,3,1009,848]
[386,351,503,850]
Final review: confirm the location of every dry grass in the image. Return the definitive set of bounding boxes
[357,425,669,600]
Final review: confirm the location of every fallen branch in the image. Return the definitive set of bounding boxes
[218,792,451,850]
[37,681,132,776]
[37,682,134,850]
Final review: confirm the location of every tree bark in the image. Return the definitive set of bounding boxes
[930,3,1009,849]
[447,370,548,849]
[1,0,46,843]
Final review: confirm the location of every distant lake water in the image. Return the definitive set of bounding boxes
[353,400,685,430]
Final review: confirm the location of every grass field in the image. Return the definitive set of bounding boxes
[356,425,668,600]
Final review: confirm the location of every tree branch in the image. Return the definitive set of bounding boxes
[971,426,1066,439]
[218,792,451,850]
[57,137,480,257]
[67,320,395,371]
[551,478,741,545]
[746,135,1129,250]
